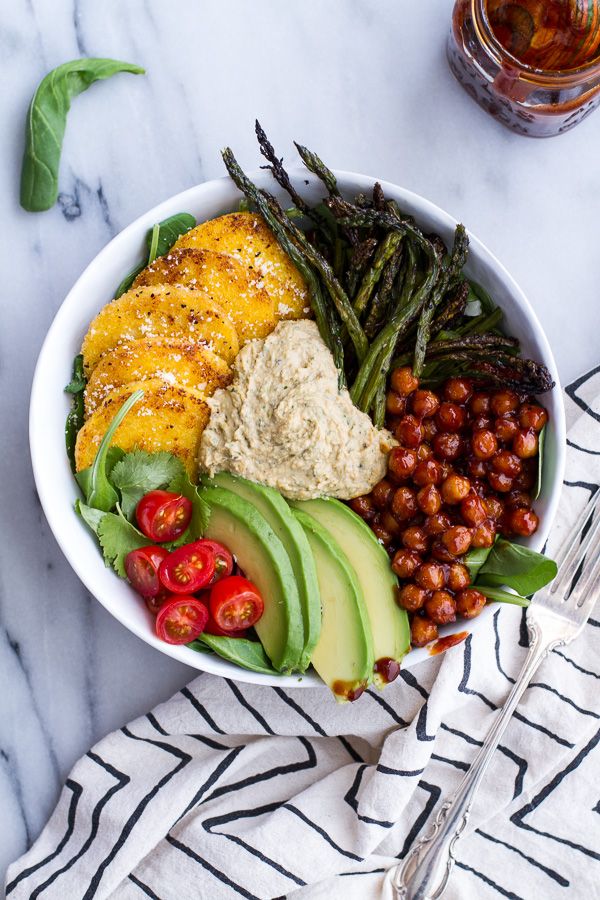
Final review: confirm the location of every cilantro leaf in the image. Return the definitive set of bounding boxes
[97,509,152,577]
[110,450,184,519]
[76,500,150,577]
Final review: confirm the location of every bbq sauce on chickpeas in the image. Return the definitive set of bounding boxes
[352,368,547,649]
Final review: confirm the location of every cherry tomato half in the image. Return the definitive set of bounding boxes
[209,575,264,632]
[144,591,169,616]
[125,545,170,597]
[159,541,215,594]
[136,490,192,542]
[202,540,234,584]
[155,596,209,644]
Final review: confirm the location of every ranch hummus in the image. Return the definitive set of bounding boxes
[198,319,395,500]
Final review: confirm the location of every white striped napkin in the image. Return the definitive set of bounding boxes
[6,366,600,900]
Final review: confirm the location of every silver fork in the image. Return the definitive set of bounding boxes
[391,487,600,900]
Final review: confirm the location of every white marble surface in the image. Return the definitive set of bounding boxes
[1,0,600,888]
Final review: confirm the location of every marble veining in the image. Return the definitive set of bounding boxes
[1,0,600,888]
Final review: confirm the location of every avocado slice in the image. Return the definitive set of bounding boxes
[205,473,321,671]
[200,485,304,673]
[290,497,410,687]
[292,508,374,700]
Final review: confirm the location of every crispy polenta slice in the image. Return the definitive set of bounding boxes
[75,379,209,477]
[84,338,231,417]
[173,211,311,321]
[132,248,277,344]
[81,284,239,375]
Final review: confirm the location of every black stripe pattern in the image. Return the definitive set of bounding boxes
[5,367,600,899]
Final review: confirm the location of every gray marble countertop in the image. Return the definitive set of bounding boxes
[2,0,600,887]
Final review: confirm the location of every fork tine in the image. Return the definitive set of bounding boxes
[550,488,600,593]
[568,515,600,609]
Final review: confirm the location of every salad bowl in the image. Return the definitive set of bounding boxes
[29,169,566,688]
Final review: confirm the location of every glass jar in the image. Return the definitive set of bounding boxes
[448,0,600,137]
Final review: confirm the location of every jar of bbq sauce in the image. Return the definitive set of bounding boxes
[448,0,600,137]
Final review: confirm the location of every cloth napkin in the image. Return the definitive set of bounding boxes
[7,367,600,900]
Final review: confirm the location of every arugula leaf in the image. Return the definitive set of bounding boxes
[65,354,86,471]
[76,446,125,500]
[477,585,530,607]
[76,501,151,576]
[190,634,279,675]
[476,538,557,596]
[21,59,145,212]
[110,450,184,519]
[77,390,144,512]
[534,425,546,501]
[114,212,196,298]
[464,545,494,582]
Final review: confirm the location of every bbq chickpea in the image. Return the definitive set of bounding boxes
[388,447,418,481]
[402,526,429,553]
[494,416,519,443]
[391,366,419,396]
[442,525,472,556]
[411,616,438,647]
[391,487,418,521]
[444,377,473,404]
[349,496,376,521]
[417,443,434,461]
[492,450,522,477]
[382,510,402,537]
[460,494,488,526]
[424,512,452,535]
[513,429,538,459]
[510,507,539,536]
[413,458,443,486]
[490,390,519,416]
[392,548,422,579]
[415,561,446,591]
[433,432,463,460]
[372,521,394,547]
[425,590,457,625]
[487,471,514,493]
[468,458,488,479]
[436,402,466,432]
[484,496,504,520]
[470,392,491,416]
[417,484,442,515]
[471,429,498,460]
[447,562,471,592]
[441,474,471,504]
[422,419,438,442]
[412,389,440,418]
[456,588,487,619]
[398,583,428,612]
[395,415,423,448]
[471,519,496,548]
[386,391,407,417]
[519,404,548,432]
[372,478,394,509]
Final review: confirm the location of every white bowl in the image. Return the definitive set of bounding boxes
[29,169,566,688]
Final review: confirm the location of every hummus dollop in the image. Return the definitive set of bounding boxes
[198,319,395,500]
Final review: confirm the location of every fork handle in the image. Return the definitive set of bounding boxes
[391,619,566,900]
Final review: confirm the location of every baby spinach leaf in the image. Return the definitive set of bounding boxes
[76,501,151,576]
[149,213,195,259]
[191,634,279,675]
[110,450,184,519]
[476,538,557,596]
[167,467,211,545]
[477,585,530,607]
[114,212,196,298]
[464,545,494,581]
[21,58,145,212]
[533,425,546,501]
[77,389,144,512]
[65,354,86,471]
